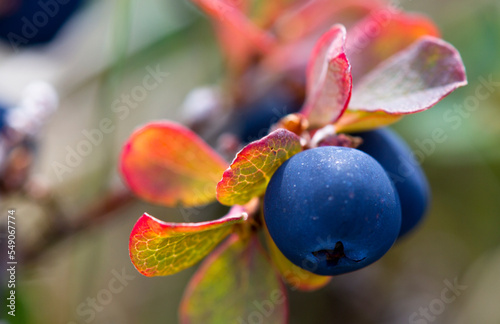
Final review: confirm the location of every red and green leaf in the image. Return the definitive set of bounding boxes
[180,235,288,324]
[129,206,247,277]
[348,36,467,115]
[217,129,302,206]
[301,24,352,128]
[346,10,440,81]
[120,121,227,207]
[264,226,331,291]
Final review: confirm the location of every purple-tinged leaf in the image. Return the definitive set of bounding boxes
[349,36,467,114]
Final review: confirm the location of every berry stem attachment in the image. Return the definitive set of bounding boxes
[310,124,336,148]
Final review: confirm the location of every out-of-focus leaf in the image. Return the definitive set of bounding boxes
[217,129,302,206]
[274,0,383,42]
[180,235,288,324]
[250,0,296,28]
[334,110,402,133]
[120,121,227,207]
[264,225,331,291]
[346,10,440,81]
[214,22,256,72]
[301,24,352,128]
[348,36,467,114]
[190,0,275,53]
[452,247,500,324]
[129,206,247,277]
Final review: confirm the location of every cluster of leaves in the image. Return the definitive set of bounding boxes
[120,0,466,322]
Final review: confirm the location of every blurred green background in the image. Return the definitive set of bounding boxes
[1,0,499,323]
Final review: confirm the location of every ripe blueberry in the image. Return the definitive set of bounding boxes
[355,128,430,237]
[264,146,401,276]
[236,86,302,143]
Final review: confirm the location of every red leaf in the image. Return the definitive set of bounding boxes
[120,121,227,207]
[348,36,467,114]
[217,129,302,206]
[346,9,440,81]
[301,24,352,128]
[129,206,247,277]
[180,235,288,324]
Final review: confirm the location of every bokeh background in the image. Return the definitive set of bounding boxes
[0,0,499,323]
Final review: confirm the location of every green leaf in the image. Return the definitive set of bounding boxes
[216,129,302,206]
[180,235,288,324]
[129,206,247,277]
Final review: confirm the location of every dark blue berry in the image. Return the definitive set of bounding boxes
[264,146,401,276]
[355,128,430,237]
[236,87,302,143]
